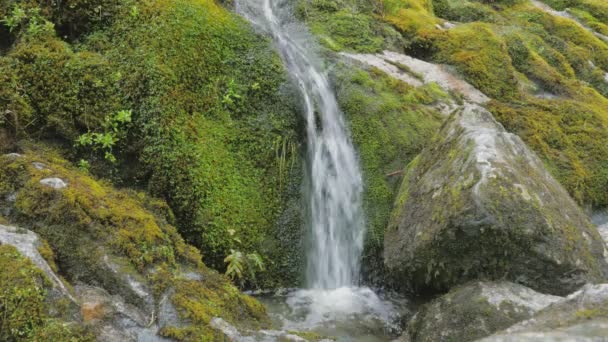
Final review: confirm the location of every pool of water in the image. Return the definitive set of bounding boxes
[256,287,409,341]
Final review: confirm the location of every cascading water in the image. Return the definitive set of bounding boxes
[238,0,364,293]
[236,0,403,339]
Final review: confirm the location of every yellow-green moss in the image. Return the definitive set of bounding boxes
[160,271,270,341]
[0,244,91,341]
[0,146,270,341]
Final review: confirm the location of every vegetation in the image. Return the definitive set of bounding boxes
[0,0,303,288]
[0,244,91,341]
[334,64,444,282]
[0,147,270,340]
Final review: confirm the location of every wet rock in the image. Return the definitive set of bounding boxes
[210,317,313,342]
[40,177,68,189]
[76,285,170,342]
[406,281,561,342]
[385,103,608,295]
[480,284,608,341]
[341,51,489,104]
[158,289,183,329]
[0,224,75,302]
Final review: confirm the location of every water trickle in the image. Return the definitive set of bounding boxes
[236,0,365,290]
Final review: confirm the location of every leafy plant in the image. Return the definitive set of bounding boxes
[224,249,266,288]
[76,109,132,164]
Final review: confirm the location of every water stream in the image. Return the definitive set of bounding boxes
[235,0,402,339]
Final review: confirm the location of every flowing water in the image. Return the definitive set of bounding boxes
[235,0,402,339]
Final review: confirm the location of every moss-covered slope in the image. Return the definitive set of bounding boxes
[0,148,269,341]
[0,0,304,287]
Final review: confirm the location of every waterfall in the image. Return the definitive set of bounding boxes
[236,0,365,289]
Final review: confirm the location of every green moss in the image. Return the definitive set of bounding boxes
[296,0,406,52]
[0,147,271,340]
[488,97,608,207]
[160,271,270,341]
[0,245,91,341]
[334,64,443,283]
[418,22,519,99]
[86,0,304,286]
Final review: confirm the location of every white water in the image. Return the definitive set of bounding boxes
[236,0,400,339]
[236,0,364,291]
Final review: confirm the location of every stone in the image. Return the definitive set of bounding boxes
[385,103,608,295]
[32,162,47,170]
[0,224,75,302]
[480,284,608,341]
[40,177,68,189]
[406,281,561,342]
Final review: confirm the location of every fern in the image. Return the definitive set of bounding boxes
[224,249,244,280]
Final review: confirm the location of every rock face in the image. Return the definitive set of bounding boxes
[384,103,608,295]
[341,50,490,104]
[0,224,75,302]
[480,284,608,341]
[406,281,561,342]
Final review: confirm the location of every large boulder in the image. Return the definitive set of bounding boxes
[384,103,608,295]
[405,281,561,342]
[479,284,608,341]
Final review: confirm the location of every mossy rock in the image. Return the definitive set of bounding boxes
[0,147,270,340]
[332,61,444,284]
[385,103,608,296]
[481,283,608,341]
[406,281,561,342]
[0,244,92,341]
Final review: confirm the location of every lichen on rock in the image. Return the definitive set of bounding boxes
[405,281,561,342]
[385,103,608,295]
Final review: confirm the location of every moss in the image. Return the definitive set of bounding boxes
[296,0,406,52]
[432,0,499,22]
[4,34,123,142]
[37,238,58,273]
[488,97,608,207]
[87,0,305,286]
[160,270,270,341]
[382,0,439,38]
[0,245,91,341]
[1,0,305,288]
[333,63,443,283]
[418,22,519,99]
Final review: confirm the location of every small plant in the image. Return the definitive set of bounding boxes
[2,5,55,38]
[224,249,265,287]
[76,110,132,164]
[222,79,242,107]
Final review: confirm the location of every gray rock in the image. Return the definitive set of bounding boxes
[76,285,170,342]
[40,177,68,189]
[479,284,608,341]
[32,162,47,170]
[210,317,309,342]
[406,281,561,342]
[592,210,608,245]
[0,224,76,302]
[385,103,608,295]
[4,153,22,158]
